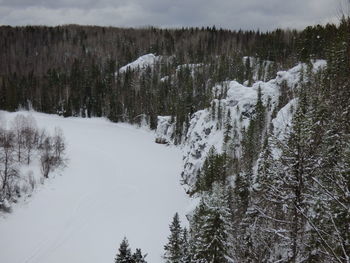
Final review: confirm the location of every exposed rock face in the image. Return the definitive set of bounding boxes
[155,60,326,191]
[155,116,175,145]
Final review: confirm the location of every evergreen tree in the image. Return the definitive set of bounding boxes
[181,228,191,263]
[240,136,285,262]
[132,248,147,263]
[195,147,228,193]
[190,183,233,263]
[189,199,206,262]
[164,213,184,263]
[223,109,232,148]
[241,86,266,179]
[115,237,134,263]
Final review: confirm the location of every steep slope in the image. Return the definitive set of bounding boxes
[156,60,326,191]
[0,111,189,263]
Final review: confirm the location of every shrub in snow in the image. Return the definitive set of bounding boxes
[0,113,67,212]
[0,198,12,213]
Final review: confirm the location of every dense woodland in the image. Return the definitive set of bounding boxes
[160,18,350,263]
[0,16,349,263]
[0,22,339,141]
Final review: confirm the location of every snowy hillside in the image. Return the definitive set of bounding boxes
[181,79,279,189]
[156,60,327,190]
[0,111,189,263]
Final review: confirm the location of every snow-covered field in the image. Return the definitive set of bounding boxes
[0,111,189,263]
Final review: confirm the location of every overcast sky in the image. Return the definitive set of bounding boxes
[0,0,348,31]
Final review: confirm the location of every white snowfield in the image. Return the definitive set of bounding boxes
[0,111,189,263]
[118,54,161,73]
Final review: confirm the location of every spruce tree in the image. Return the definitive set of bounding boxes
[115,237,134,263]
[181,228,191,263]
[164,213,184,263]
[191,183,233,263]
[189,199,207,262]
[223,109,232,148]
[132,248,147,263]
[242,136,285,262]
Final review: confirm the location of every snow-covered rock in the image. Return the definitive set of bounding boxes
[311,59,327,72]
[155,116,175,144]
[118,53,161,73]
[243,56,275,82]
[181,80,279,189]
[272,98,298,141]
[180,60,326,190]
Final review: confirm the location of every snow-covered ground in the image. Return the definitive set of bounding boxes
[0,111,189,263]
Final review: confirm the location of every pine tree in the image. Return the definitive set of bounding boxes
[241,87,266,180]
[195,147,228,193]
[255,86,266,142]
[181,228,191,263]
[164,213,184,263]
[115,237,134,263]
[223,109,232,148]
[241,136,285,262]
[190,183,233,263]
[244,57,253,86]
[189,199,206,262]
[132,248,147,263]
[261,96,316,262]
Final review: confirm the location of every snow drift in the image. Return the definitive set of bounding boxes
[0,111,189,263]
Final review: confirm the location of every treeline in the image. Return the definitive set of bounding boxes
[0,114,66,211]
[114,237,147,263]
[0,23,341,142]
[162,17,350,262]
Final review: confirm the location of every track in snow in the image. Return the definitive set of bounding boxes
[0,111,189,263]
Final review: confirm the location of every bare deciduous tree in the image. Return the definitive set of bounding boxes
[0,114,67,211]
[11,114,27,163]
[23,115,38,165]
[40,136,53,179]
[0,128,18,200]
[52,127,65,161]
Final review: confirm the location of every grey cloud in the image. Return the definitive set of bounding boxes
[0,0,347,30]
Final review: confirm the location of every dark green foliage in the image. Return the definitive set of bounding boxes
[194,147,228,193]
[189,183,233,263]
[0,24,321,143]
[132,249,147,263]
[181,228,191,263]
[115,238,147,263]
[186,17,350,263]
[241,86,266,174]
[115,238,134,263]
[164,213,184,263]
[2,18,350,263]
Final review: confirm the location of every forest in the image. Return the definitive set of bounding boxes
[0,16,349,263]
[0,22,337,137]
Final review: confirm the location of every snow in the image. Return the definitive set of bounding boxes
[155,116,175,144]
[242,56,274,82]
[181,79,280,188]
[272,98,298,141]
[118,53,161,73]
[160,76,169,82]
[0,111,189,263]
[311,59,327,72]
[180,60,327,189]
